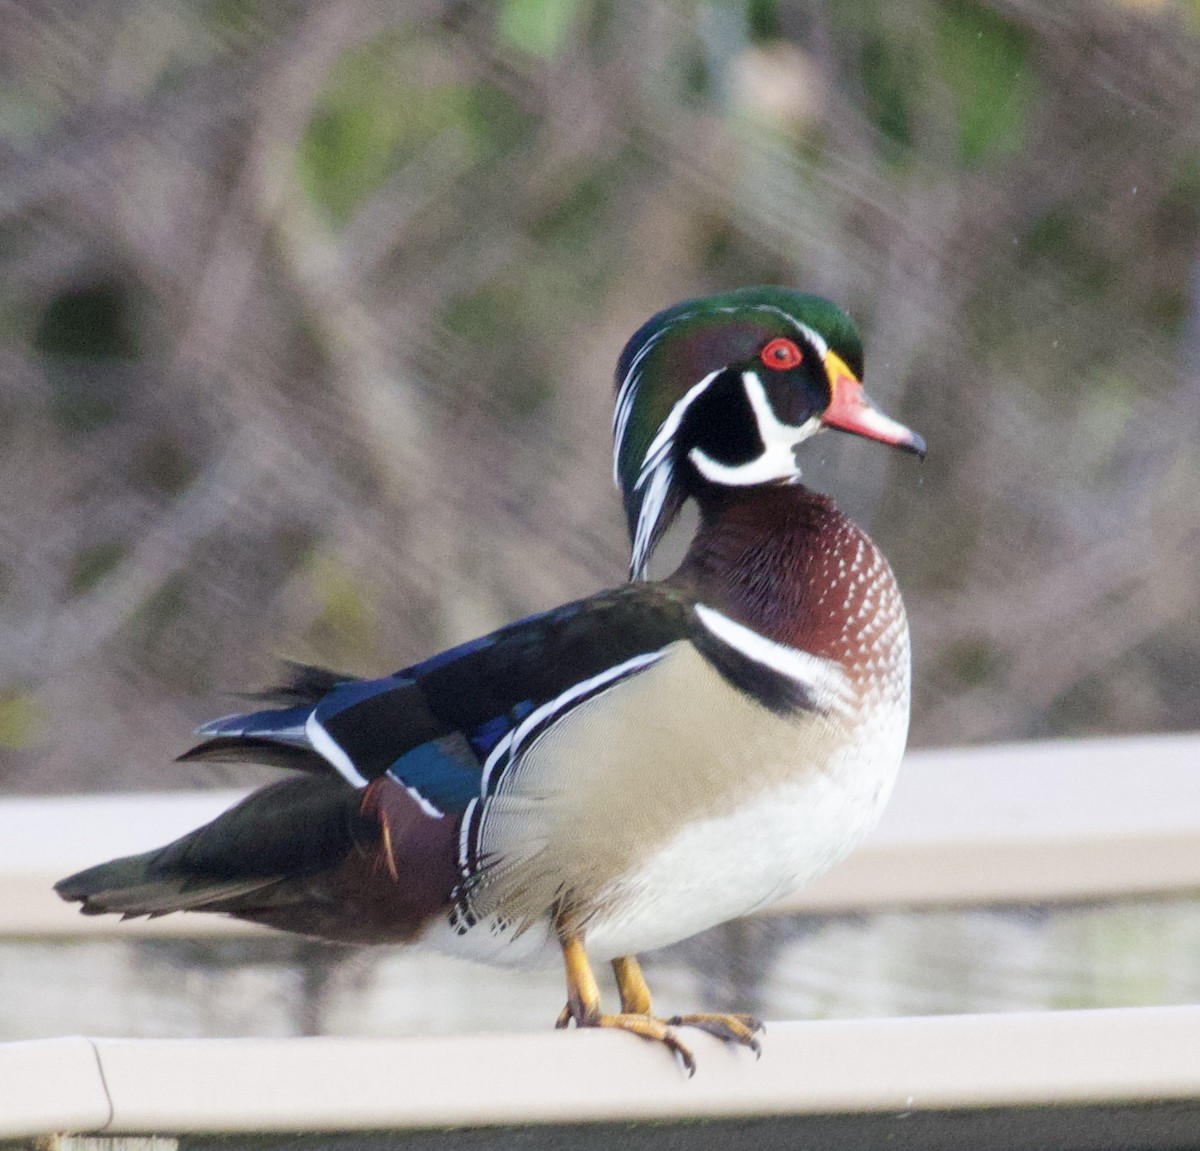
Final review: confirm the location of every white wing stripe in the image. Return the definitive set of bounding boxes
[458,797,478,875]
[403,785,445,819]
[481,650,666,796]
[480,730,517,795]
[305,712,369,788]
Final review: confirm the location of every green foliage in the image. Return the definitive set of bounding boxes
[443,285,520,346]
[1022,207,1117,297]
[497,0,583,59]
[68,541,126,597]
[303,551,379,664]
[936,0,1034,166]
[944,637,1004,689]
[0,689,42,750]
[859,28,916,158]
[745,0,781,43]
[35,282,140,434]
[531,175,608,253]
[680,43,713,103]
[299,37,531,225]
[129,572,190,651]
[835,0,1034,167]
[444,285,553,417]
[34,283,139,362]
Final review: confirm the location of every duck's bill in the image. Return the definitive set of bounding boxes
[821,353,926,458]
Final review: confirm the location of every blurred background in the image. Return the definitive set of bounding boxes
[2,0,1200,1042]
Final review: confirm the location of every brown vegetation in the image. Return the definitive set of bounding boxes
[2,0,1199,793]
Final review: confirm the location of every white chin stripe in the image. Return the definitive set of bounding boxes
[694,604,852,713]
[305,712,369,788]
[689,370,819,487]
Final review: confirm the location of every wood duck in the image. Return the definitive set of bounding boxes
[57,287,924,1074]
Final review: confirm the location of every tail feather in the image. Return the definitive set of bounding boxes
[194,703,312,745]
[55,776,370,920]
[60,856,279,918]
[176,736,329,774]
[56,774,462,944]
[242,663,356,708]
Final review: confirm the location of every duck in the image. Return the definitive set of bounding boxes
[57,286,924,1074]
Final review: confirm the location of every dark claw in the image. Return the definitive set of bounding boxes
[667,1013,764,1054]
[668,1034,697,1078]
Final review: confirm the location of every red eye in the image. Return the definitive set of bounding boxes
[760,337,803,371]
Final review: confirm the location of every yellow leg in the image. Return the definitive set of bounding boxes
[555,933,697,1075]
[612,954,653,1015]
[613,951,763,1054]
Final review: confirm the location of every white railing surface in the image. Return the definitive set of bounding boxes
[3,1007,1200,1141]
[5,733,1200,937]
[4,735,1200,1144]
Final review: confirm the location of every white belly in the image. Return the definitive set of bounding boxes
[416,626,912,968]
[419,698,908,968]
[583,711,907,959]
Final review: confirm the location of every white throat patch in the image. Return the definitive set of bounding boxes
[689,370,819,486]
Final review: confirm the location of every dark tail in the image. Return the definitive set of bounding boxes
[57,663,460,942]
[55,775,370,919]
[56,773,460,943]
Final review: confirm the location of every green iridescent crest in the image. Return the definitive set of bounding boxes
[612,287,864,579]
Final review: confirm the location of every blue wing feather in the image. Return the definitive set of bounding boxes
[197,704,312,745]
[185,586,697,816]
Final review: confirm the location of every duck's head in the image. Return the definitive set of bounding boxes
[613,286,924,579]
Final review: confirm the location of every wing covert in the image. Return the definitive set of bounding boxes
[306,586,697,815]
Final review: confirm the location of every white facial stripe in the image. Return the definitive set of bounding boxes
[305,712,369,788]
[481,650,666,795]
[694,604,853,712]
[785,316,829,360]
[627,367,723,579]
[636,369,722,485]
[631,460,672,579]
[613,327,671,482]
[613,301,832,485]
[687,370,820,486]
[739,304,829,359]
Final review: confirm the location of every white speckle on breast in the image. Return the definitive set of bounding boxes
[418,499,914,972]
